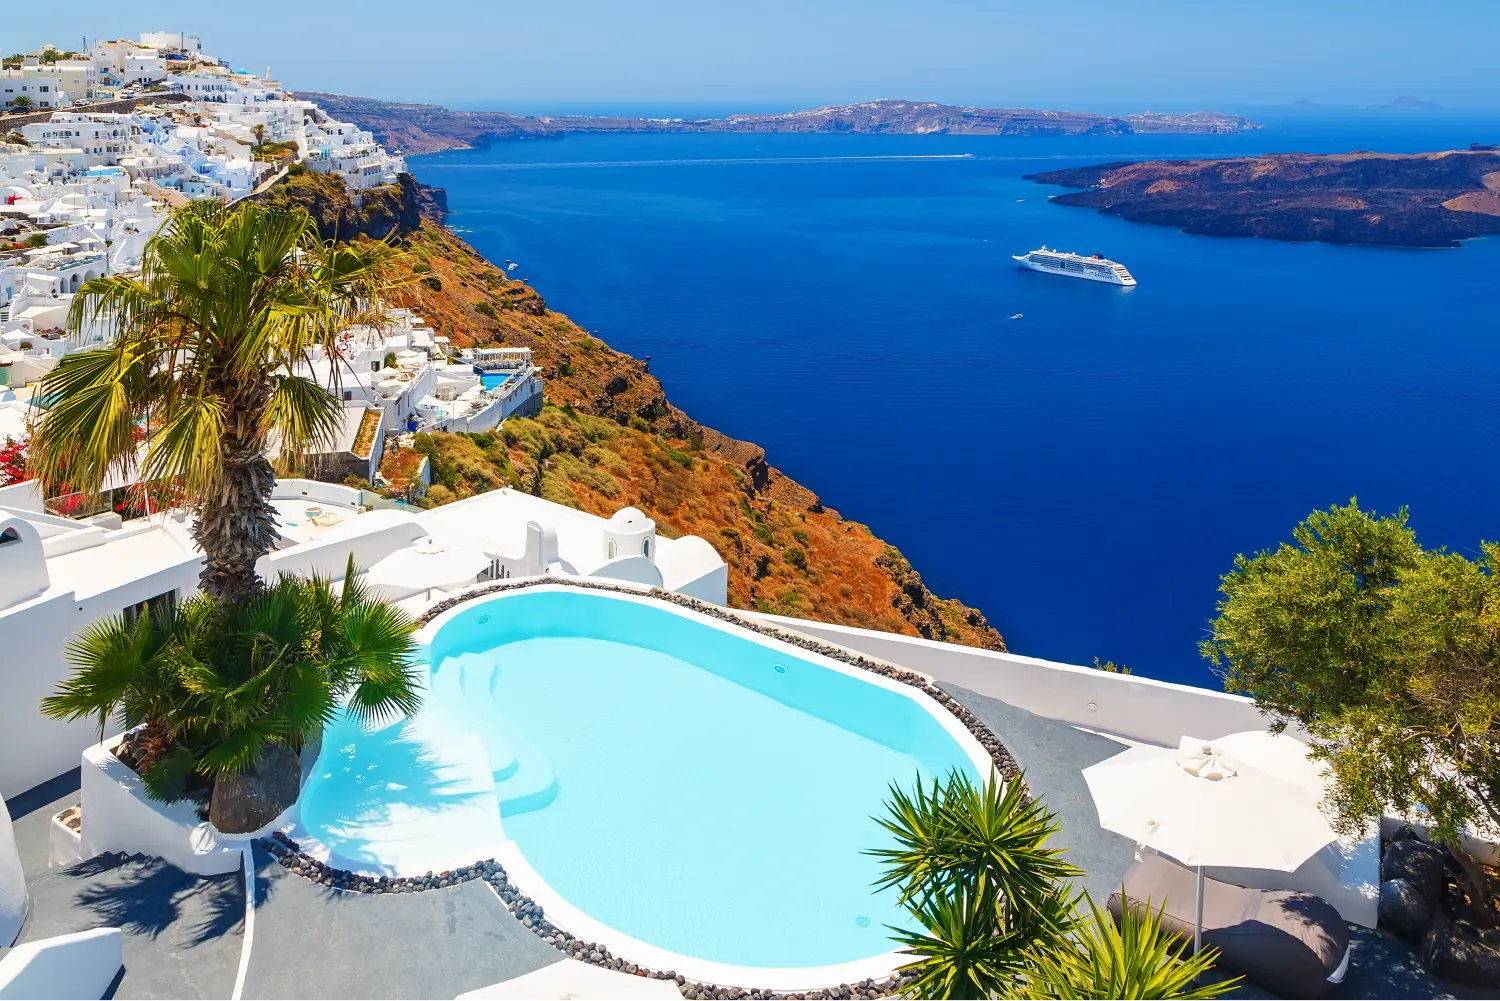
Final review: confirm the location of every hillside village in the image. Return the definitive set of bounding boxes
[0,23,1497,1001]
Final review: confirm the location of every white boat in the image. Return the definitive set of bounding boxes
[1013,246,1136,286]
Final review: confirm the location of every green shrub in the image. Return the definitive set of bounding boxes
[785,547,808,572]
[424,275,442,292]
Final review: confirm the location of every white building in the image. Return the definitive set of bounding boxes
[138,31,202,55]
[19,114,139,166]
[0,472,729,801]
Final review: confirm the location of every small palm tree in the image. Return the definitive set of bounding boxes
[42,603,192,777]
[1014,894,1230,1000]
[31,201,404,603]
[41,558,422,832]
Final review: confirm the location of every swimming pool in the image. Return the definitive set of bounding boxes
[296,585,990,984]
[478,370,510,390]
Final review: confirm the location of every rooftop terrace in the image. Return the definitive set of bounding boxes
[1,584,1482,999]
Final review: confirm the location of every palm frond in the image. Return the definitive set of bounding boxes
[263,374,341,471]
[140,394,225,496]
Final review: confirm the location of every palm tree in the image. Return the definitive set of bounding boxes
[41,557,421,832]
[1014,895,1228,1000]
[30,200,404,603]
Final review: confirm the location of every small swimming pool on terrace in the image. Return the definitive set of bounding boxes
[295,585,989,983]
[477,370,512,390]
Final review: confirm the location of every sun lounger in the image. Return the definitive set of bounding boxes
[1109,853,1352,998]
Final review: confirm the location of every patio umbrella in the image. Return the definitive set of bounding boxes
[364,537,491,600]
[1081,736,1338,956]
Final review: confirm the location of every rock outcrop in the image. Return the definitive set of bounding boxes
[1025,151,1500,248]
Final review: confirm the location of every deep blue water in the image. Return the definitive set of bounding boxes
[410,110,1500,688]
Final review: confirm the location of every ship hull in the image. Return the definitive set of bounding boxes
[1013,255,1136,286]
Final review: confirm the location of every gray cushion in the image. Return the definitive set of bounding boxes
[1108,853,1351,999]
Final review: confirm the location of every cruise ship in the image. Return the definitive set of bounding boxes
[1013,246,1137,285]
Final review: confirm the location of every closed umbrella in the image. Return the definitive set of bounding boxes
[364,537,491,600]
[1082,736,1337,956]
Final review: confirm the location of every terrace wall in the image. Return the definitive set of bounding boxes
[748,614,1283,747]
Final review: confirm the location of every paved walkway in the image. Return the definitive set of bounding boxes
[242,845,560,999]
[942,686,1481,1001]
[3,772,243,1000]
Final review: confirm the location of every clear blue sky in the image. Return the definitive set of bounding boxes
[9,1,1498,111]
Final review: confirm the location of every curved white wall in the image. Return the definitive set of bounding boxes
[747,613,1285,748]
[0,927,123,1000]
[0,796,25,947]
[0,516,49,609]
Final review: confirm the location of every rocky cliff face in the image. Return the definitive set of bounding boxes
[1026,151,1500,247]
[252,165,424,242]
[382,206,1005,650]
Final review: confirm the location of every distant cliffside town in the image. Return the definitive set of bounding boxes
[294,94,1262,155]
[1025,151,1500,247]
[1,32,1007,650]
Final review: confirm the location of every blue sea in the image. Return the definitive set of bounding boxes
[409,108,1500,688]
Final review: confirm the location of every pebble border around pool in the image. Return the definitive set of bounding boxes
[264,578,1024,999]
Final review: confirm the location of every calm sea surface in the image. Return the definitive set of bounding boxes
[410,109,1500,688]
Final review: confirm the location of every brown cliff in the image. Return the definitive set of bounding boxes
[1025,151,1500,248]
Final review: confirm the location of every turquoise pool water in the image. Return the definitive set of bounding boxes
[302,588,983,971]
[478,370,510,389]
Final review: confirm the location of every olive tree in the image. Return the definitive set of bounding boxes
[1202,499,1500,844]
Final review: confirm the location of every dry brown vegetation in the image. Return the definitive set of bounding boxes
[381,219,1004,649]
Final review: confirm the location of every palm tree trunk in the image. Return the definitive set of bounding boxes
[194,434,280,604]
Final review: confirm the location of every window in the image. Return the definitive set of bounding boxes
[0,527,20,546]
[342,390,353,402]
[123,589,176,627]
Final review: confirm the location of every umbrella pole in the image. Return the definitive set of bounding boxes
[1194,864,1204,957]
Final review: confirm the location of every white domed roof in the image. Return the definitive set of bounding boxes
[608,507,651,528]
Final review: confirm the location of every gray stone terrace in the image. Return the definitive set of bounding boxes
[2,693,1479,1000]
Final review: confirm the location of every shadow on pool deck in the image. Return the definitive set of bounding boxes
[242,845,561,1000]
[943,684,1485,1001]
[3,774,243,1000]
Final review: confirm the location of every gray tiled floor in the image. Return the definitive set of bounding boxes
[242,846,560,999]
[943,684,1484,1000]
[3,772,242,1000]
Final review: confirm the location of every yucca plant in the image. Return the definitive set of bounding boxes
[1013,894,1232,1000]
[870,770,1080,999]
[887,878,1077,999]
[872,768,1082,926]
[30,200,405,603]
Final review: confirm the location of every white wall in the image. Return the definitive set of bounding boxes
[0,796,24,947]
[0,553,201,800]
[258,515,425,582]
[79,740,242,876]
[746,615,1278,747]
[0,927,123,1001]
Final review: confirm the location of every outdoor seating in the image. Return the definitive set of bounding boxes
[1109,852,1351,999]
